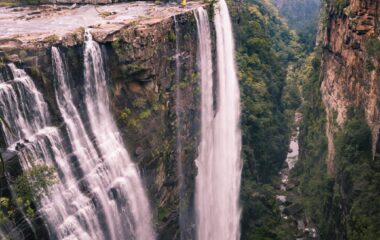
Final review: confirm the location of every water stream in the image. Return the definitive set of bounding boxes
[0,31,155,240]
[276,113,317,239]
[195,1,242,239]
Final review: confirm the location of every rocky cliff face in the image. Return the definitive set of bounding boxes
[0,3,205,239]
[296,1,380,238]
[321,0,380,174]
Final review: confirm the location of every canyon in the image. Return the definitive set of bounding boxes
[1,0,380,239]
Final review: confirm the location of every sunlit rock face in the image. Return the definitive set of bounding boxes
[321,0,380,174]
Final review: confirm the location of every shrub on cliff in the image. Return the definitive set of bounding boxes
[0,164,56,233]
[334,111,380,239]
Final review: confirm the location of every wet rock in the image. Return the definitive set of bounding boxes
[7,54,21,63]
[128,81,143,93]
[284,203,303,216]
[356,24,372,35]
[135,146,143,156]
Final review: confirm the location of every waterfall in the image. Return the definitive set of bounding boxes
[0,63,96,239]
[83,30,155,240]
[195,1,242,239]
[0,34,155,239]
[0,64,49,146]
[194,7,215,240]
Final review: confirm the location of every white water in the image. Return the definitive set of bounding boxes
[0,38,154,239]
[83,30,155,240]
[0,64,96,239]
[0,64,49,145]
[195,2,242,239]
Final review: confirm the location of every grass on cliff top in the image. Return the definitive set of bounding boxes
[0,1,18,6]
[0,0,40,6]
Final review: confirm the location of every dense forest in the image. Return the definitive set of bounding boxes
[230,0,317,238]
[234,0,380,239]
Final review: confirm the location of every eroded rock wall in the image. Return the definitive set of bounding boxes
[321,0,380,174]
[0,9,203,240]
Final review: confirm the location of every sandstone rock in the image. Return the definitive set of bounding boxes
[322,0,380,175]
[7,54,21,63]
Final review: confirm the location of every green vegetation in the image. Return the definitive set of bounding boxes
[296,107,380,239]
[334,0,349,11]
[139,110,151,120]
[301,109,380,239]
[366,37,380,61]
[290,50,335,238]
[119,92,161,130]
[13,165,56,202]
[291,1,380,238]
[0,164,56,224]
[132,97,147,109]
[5,0,41,6]
[120,107,132,121]
[43,34,59,44]
[273,0,320,52]
[167,30,176,43]
[230,0,307,238]
[235,0,300,183]
[0,1,17,7]
[365,60,375,72]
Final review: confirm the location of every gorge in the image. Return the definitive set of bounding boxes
[1,0,380,239]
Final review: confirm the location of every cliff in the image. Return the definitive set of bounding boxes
[0,2,205,239]
[297,0,380,239]
[321,0,380,174]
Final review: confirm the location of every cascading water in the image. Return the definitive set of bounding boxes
[0,63,95,239]
[195,1,242,239]
[0,33,155,239]
[0,64,49,146]
[194,7,215,240]
[82,29,155,240]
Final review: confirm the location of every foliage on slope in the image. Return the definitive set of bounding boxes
[290,50,334,236]
[0,164,56,238]
[273,0,321,52]
[0,0,38,6]
[293,0,380,238]
[296,100,380,239]
[229,0,304,238]
[233,0,301,184]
